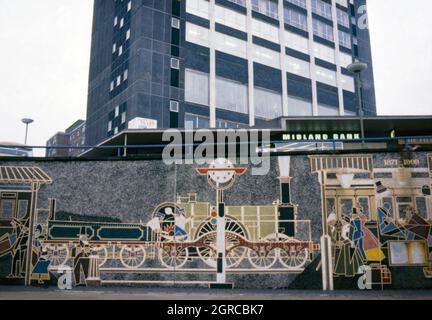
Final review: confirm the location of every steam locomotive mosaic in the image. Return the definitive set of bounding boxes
[0,159,318,287]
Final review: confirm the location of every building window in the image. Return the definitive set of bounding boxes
[112,43,117,53]
[286,56,310,78]
[313,42,335,63]
[318,104,339,116]
[114,16,118,27]
[285,31,309,54]
[120,18,124,28]
[336,0,348,7]
[313,19,334,42]
[115,105,119,117]
[114,127,119,135]
[171,58,180,69]
[116,75,121,86]
[214,32,247,59]
[226,0,246,7]
[172,17,180,29]
[252,18,280,44]
[341,74,355,92]
[119,45,123,56]
[126,29,131,40]
[254,87,282,119]
[315,65,337,86]
[288,96,313,116]
[185,69,209,106]
[186,22,210,47]
[110,81,114,92]
[186,0,210,20]
[217,119,247,129]
[252,0,279,20]
[337,8,350,27]
[286,0,306,9]
[311,0,332,20]
[123,69,128,81]
[252,44,281,69]
[344,110,357,116]
[339,52,352,69]
[215,5,247,32]
[127,1,132,12]
[284,8,308,31]
[170,100,179,112]
[108,120,112,132]
[184,113,210,129]
[338,30,352,48]
[216,77,248,114]
[121,112,126,124]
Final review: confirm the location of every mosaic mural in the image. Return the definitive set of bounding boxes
[310,154,432,288]
[0,153,431,289]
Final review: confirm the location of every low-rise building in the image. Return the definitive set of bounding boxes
[46,120,86,157]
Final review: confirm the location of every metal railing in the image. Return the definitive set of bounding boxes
[1,135,431,159]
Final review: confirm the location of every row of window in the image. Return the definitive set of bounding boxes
[110,69,129,91]
[187,1,353,52]
[187,20,352,64]
[185,113,248,129]
[113,1,131,27]
[225,0,350,26]
[185,68,354,119]
[108,106,127,134]
[186,22,354,89]
[112,29,131,55]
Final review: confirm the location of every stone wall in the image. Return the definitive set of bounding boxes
[0,152,431,289]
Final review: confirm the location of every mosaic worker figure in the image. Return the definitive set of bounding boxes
[8,218,29,278]
[72,236,91,286]
[334,214,364,277]
[168,207,188,241]
[30,225,51,285]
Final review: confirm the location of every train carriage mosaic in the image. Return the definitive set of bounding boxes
[0,153,431,289]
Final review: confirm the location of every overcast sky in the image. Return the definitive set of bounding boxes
[0,0,431,152]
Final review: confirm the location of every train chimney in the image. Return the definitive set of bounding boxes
[278,156,292,204]
[278,157,295,237]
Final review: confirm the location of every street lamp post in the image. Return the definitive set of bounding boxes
[347,61,368,147]
[21,118,34,145]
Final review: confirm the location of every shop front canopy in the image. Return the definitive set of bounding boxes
[0,166,52,184]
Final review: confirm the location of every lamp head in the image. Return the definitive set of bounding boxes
[22,118,34,125]
[347,61,368,73]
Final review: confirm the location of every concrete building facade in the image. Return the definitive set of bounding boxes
[85,0,376,146]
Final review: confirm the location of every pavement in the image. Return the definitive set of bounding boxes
[0,286,432,300]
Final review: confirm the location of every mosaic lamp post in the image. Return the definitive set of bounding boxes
[196,159,246,288]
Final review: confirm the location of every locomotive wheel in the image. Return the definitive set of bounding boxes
[46,244,69,267]
[92,245,108,267]
[119,245,146,269]
[247,235,278,269]
[159,245,189,269]
[196,232,217,267]
[225,232,248,269]
[195,217,249,269]
[279,246,309,269]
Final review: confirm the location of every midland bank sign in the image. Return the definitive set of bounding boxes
[282,132,361,141]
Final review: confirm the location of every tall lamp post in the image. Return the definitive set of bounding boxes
[22,118,34,145]
[347,61,368,146]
